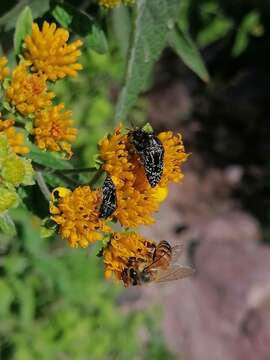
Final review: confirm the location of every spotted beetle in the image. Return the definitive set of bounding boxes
[129,129,164,187]
[99,175,117,218]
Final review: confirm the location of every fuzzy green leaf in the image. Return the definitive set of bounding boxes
[168,24,210,83]
[14,6,33,55]
[115,0,180,121]
[111,6,131,58]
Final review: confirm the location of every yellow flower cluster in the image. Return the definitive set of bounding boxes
[0,18,190,286]
[50,187,111,248]
[6,61,55,116]
[24,22,83,81]
[103,232,155,281]
[0,118,29,155]
[33,103,77,158]
[0,119,34,214]
[2,21,82,158]
[158,131,188,187]
[49,123,188,287]
[99,125,186,227]
[99,0,134,8]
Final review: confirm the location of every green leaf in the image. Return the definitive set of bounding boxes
[51,4,73,28]
[0,280,14,317]
[0,0,49,32]
[51,3,93,36]
[40,218,57,238]
[115,0,180,121]
[111,6,131,58]
[197,17,233,48]
[85,25,108,54]
[10,277,35,326]
[28,144,73,170]
[14,6,33,55]
[142,122,153,132]
[168,25,210,83]
[232,11,263,57]
[0,212,17,236]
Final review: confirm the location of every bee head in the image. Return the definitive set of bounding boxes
[129,268,139,286]
[141,269,151,283]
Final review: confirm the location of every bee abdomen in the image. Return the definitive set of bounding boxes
[155,241,172,267]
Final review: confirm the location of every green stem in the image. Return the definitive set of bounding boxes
[53,171,79,187]
[89,167,104,187]
[60,167,97,174]
[35,171,51,202]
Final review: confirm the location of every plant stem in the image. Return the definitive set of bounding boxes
[89,167,104,187]
[60,167,97,174]
[35,171,51,202]
[53,171,79,187]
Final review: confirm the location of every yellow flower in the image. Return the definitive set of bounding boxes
[100,126,163,227]
[0,119,29,155]
[99,126,187,227]
[114,184,161,227]
[50,186,111,248]
[99,0,134,8]
[103,232,155,281]
[32,103,77,158]
[6,61,55,115]
[158,131,188,187]
[24,21,83,81]
[99,125,135,188]
[0,56,9,81]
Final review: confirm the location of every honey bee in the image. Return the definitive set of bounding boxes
[129,128,164,188]
[122,240,194,287]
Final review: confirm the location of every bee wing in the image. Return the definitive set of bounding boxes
[171,242,184,263]
[154,264,194,283]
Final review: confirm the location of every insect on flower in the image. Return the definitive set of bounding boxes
[122,239,194,287]
[129,128,164,188]
[99,175,117,219]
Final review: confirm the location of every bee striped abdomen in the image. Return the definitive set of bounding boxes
[154,240,172,268]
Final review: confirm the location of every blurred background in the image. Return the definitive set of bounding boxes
[1,0,270,359]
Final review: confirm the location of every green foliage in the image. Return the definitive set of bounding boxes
[169,24,209,82]
[115,0,178,120]
[0,213,17,236]
[51,4,73,28]
[111,6,132,58]
[0,208,173,359]
[13,6,33,55]
[85,25,109,54]
[115,0,209,120]
[232,10,263,57]
[28,145,73,170]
